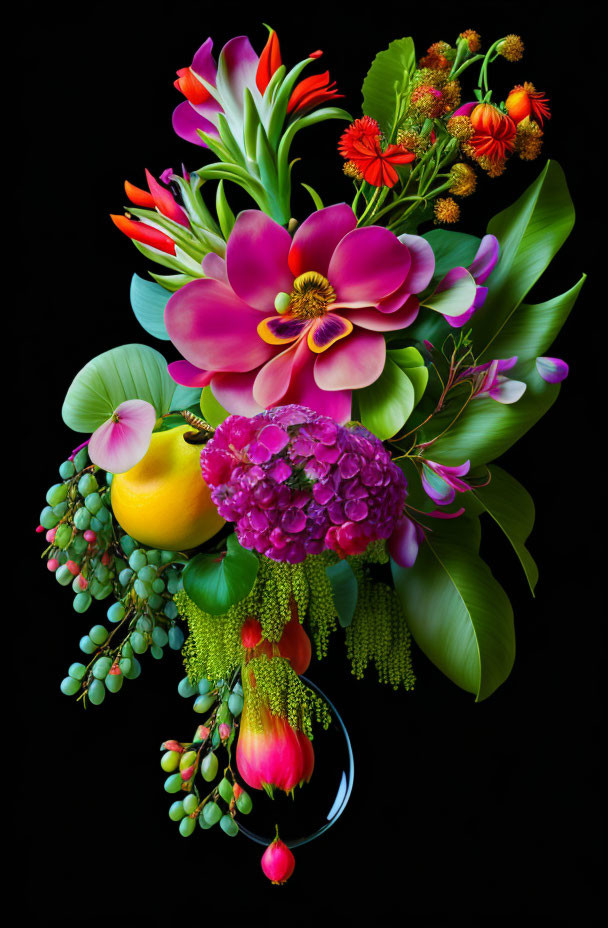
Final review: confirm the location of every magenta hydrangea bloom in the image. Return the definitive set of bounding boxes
[165,204,435,423]
[200,405,408,563]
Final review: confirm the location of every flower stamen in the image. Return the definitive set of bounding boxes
[289,272,336,319]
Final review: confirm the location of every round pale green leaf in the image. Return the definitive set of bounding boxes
[182,533,259,615]
[422,269,477,316]
[358,359,415,440]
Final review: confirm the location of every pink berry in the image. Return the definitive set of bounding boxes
[66,560,80,576]
[83,530,96,543]
[47,558,59,572]
[35,524,44,533]
[46,528,57,543]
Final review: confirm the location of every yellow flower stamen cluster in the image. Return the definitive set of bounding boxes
[449,162,477,196]
[499,34,524,62]
[344,574,415,690]
[474,154,507,177]
[515,116,543,161]
[343,160,364,181]
[290,271,336,319]
[460,29,481,52]
[447,114,475,141]
[396,128,430,155]
[434,197,461,223]
[243,655,331,737]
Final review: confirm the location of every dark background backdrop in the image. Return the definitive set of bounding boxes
[17,1,602,921]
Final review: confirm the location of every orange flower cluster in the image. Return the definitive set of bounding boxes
[338,117,415,187]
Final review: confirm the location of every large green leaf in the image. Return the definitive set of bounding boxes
[182,533,259,615]
[422,229,481,285]
[358,358,415,440]
[391,519,515,700]
[62,344,177,432]
[361,38,416,136]
[470,160,576,359]
[326,560,358,628]
[387,347,428,405]
[201,385,230,428]
[465,464,538,594]
[421,360,560,467]
[129,274,171,340]
[487,275,586,360]
[422,270,477,316]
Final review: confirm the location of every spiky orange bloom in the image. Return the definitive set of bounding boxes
[174,67,212,105]
[468,103,516,164]
[349,137,415,187]
[419,41,452,70]
[434,198,460,224]
[506,82,551,126]
[498,35,524,62]
[460,30,481,53]
[338,116,381,158]
[110,215,176,255]
[256,28,282,93]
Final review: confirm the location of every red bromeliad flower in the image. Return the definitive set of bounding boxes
[110,169,189,255]
[254,28,342,115]
[109,215,176,255]
[349,136,415,187]
[505,83,551,126]
[468,102,516,164]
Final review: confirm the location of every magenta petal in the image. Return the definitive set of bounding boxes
[191,37,218,85]
[469,234,499,284]
[314,330,386,390]
[216,35,260,117]
[388,517,424,568]
[344,297,419,331]
[165,278,275,372]
[168,360,214,387]
[536,356,569,383]
[172,101,220,146]
[328,226,411,303]
[88,400,156,474]
[210,370,264,416]
[398,233,436,293]
[202,252,228,283]
[488,377,527,404]
[281,340,352,422]
[253,344,300,409]
[452,101,476,117]
[226,210,293,311]
[288,204,357,278]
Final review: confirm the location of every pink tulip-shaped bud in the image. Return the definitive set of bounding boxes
[236,698,313,795]
[261,829,295,885]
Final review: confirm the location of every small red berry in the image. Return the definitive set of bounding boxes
[66,560,80,576]
[47,558,60,572]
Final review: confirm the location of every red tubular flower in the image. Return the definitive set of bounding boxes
[338,116,381,159]
[236,699,314,794]
[109,215,176,255]
[256,28,282,93]
[468,103,516,163]
[144,169,189,227]
[174,66,212,105]
[261,832,295,885]
[349,137,415,187]
[287,70,343,116]
[505,83,551,126]
[124,180,155,208]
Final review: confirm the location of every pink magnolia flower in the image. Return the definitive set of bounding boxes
[165,204,435,423]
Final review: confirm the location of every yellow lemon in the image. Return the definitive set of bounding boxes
[111,425,224,550]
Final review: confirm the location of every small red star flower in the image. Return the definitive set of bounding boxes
[349,136,415,187]
[287,70,343,116]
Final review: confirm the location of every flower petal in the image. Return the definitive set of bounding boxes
[216,35,261,121]
[88,400,156,474]
[165,278,275,372]
[343,297,419,331]
[191,37,218,86]
[388,517,424,568]
[535,356,569,383]
[283,340,352,422]
[288,203,356,278]
[210,370,264,416]
[328,226,411,303]
[468,234,499,284]
[172,100,220,146]
[253,343,300,409]
[421,465,455,506]
[488,377,527,404]
[398,233,436,293]
[314,330,385,390]
[226,210,293,311]
[257,314,310,345]
[168,360,214,387]
[307,314,353,353]
[202,252,228,283]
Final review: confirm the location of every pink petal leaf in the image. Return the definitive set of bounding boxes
[88,400,157,474]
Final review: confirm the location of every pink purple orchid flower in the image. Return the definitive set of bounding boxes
[536,356,569,383]
[443,234,500,328]
[421,459,472,506]
[164,203,439,423]
[461,356,527,404]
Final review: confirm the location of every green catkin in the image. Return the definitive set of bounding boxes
[345,576,415,691]
[177,591,243,685]
[243,655,331,738]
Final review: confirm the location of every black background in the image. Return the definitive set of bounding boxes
[17,1,602,921]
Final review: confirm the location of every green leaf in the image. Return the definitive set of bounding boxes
[183,534,259,615]
[422,229,481,284]
[129,274,171,340]
[301,183,324,210]
[358,359,415,440]
[486,275,586,360]
[387,347,428,405]
[215,181,235,240]
[170,385,202,412]
[391,519,515,701]
[62,344,177,432]
[362,37,416,136]
[326,561,358,628]
[422,269,477,316]
[465,464,538,594]
[421,359,560,467]
[200,386,230,429]
[470,160,576,359]
[149,272,195,292]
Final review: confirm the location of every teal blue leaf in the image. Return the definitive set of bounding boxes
[170,385,202,412]
[182,534,259,615]
[130,274,171,340]
[326,560,358,628]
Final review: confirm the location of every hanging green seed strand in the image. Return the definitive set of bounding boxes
[345,578,415,691]
[243,655,331,738]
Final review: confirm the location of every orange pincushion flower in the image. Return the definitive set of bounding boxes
[349,137,415,188]
[338,116,380,159]
[506,83,551,126]
[468,103,516,164]
[434,198,460,224]
[419,41,452,70]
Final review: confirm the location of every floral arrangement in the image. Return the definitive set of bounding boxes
[38,25,584,883]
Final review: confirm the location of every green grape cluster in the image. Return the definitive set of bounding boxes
[162,676,251,838]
